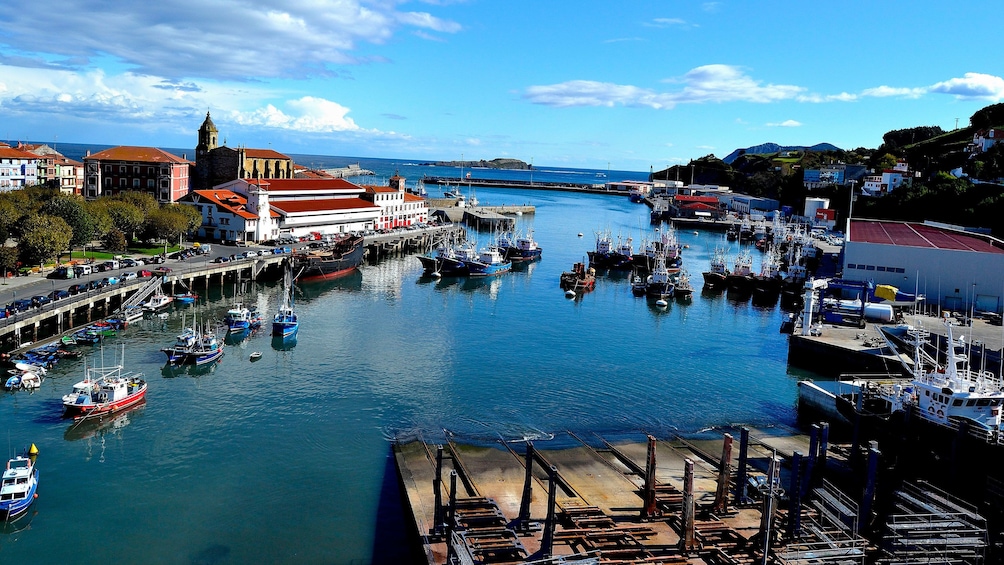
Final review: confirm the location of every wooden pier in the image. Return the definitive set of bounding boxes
[392,426,891,565]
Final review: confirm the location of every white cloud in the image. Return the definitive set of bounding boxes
[0,1,461,81]
[766,119,802,127]
[928,72,1004,101]
[647,18,689,28]
[861,86,926,99]
[703,2,722,13]
[524,65,804,109]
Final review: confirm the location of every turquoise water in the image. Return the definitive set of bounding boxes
[0,184,799,564]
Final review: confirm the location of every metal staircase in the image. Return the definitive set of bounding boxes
[119,277,164,311]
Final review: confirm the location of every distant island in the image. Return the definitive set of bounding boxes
[425,158,530,170]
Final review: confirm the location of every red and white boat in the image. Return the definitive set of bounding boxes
[62,363,147,420]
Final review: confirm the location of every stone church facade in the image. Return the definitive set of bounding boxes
[193,112,295,190]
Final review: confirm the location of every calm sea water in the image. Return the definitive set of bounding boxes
[0,157,800,564]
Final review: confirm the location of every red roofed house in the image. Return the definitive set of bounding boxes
[180,177,380,243]
[83,146,191,202]
[360,174,428,230]
[0,146,39,190]
[844,218,1004,313]
[670,194,722,219]
[193,112,295,190]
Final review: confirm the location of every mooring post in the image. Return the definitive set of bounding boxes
[541,465,558,559]
[680,458,697,553]
[736,427,750,505]
[713,433,733,515]
[859,441,880,534]
[517,441,534,530]
[432,445,445,535]
[806,424,819,491]
[818,422,830,482]
[641,435,658,518]
[758,453,779,564]
[446,470,458,564]
[788,451,803,540]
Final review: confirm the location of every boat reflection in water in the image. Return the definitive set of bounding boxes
[64,398,145,442]
[160,358,222,379]
[272,334,297,352]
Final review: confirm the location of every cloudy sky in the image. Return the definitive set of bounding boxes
[1,1,1002,170]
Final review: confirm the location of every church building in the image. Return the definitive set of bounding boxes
[193,112,295,190]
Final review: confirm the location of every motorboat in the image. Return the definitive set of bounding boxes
[0,449,38,521]
[62,363,147,421]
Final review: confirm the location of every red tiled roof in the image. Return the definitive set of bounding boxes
[849,220,1004,254]
[189,189,258,220]
[0,147,39,160]
[244,148,291,160]
[675,195,719,204]
[363,185,399,193]
[270,198,378,214]
[85,146,190,164]
[256,178,361,192]
[403,193,425,203]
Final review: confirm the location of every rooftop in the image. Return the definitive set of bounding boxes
[252,178,362,192]
[85,146,190,164]
[849,219,1004,254]
[269,198,378,214]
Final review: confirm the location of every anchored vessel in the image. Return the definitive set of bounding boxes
[0,449,38,521]
[294,235,365,282]
[62,363,147,420]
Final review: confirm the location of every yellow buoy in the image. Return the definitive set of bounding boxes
[28,443,39,456]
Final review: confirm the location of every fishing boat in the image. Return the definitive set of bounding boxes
[123,305,145,324]
[62,361,147,421]
[224,303,261,333]
[173,291,199,304]
[702,247,730,289]
[142,288,174,312]
[725,249,755,293]
[587,232,633,270]
[644,254,675,300]
[835,320,1004,438]
[0,448,38,521]
[294,235,365,282]
[417,238,470,277]
[674,270,694,301]
[273,270,299,338]
[630,273,648,297]
[161,327,198,365]
[466,246,511,277]
[496,229,542,262]
[559,262,595,294]
[162,322,224,366]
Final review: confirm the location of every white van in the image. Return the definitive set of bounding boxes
[75,265,92,276]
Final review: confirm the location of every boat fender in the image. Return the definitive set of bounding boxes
[937,409,944,418]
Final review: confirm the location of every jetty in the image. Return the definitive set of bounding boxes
[424,176,620,195]
[427,200,535,232]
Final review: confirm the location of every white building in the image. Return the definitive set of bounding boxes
[970,128,1004,154]
[0,147,39,190]
[861,170,905,196]
[360,175,429,230]
[843,218,1004,313]
[181,177,381,243]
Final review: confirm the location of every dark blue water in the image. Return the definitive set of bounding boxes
[0,157,798,564]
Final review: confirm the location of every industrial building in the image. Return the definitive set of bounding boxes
[843,219,1004,314]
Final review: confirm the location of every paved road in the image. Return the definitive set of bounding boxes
[0,242,281,316]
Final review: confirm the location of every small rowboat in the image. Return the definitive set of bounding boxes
[249,351,263,362]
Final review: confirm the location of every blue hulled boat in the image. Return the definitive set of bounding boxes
[466,247,511,277]
[0,450,38,521]
[272,269,298,338]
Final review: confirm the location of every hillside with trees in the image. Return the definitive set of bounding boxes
[651,103,1004,235]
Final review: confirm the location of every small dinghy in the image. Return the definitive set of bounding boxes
[249,351,263,362]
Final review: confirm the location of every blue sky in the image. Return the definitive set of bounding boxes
[0,1,1002,171]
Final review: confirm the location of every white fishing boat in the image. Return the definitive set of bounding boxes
[0,447,39,521]
[142,288,174,312]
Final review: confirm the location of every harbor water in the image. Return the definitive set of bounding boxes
[0,159,800,564]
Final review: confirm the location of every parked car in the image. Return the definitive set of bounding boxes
[243,250,258,258]
[31,295,52,308]
[89,280,106,290]
[212,256,230,263]
[138,269,153,277]
[120,258,138,268]
[121,272,138,281]
[102,276,119,286]
[152,267,173,276]
[48,289,70,301]
[68,283,89,295]
[149,255,165,264]
[8,298,34,313]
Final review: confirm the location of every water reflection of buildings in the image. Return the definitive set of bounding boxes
[362,257,413,299]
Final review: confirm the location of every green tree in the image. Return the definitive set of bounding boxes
[102,229,128,253]
[19,214,71,267]
[0,246,17,276]
[41,194,95,248]
[144,208,190,243]
[0,198,21,243]
[113,191,159,218]
[970,102,1004,130]
[174,204,204,233]
[102,200,145,242]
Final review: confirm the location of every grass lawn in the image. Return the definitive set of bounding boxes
[59,244,183,264]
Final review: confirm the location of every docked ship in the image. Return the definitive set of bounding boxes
[702,247,730,289]
[294,235,365,282]
[0,449,38,521]
[496,229,542,262]
[62,363,147,420]
[559,262,595,295]
[466,246,512,277]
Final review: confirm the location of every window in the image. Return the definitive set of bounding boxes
[966,399,976,407]
[105,165,112,173]
[895,268,905,273]
[119,178,127,187]
[120,165,126,173]
[865,265,875,271]
[877,266,886,272]
[952,399,963,407]
[133,166,140,174]
[133,179,140,188]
